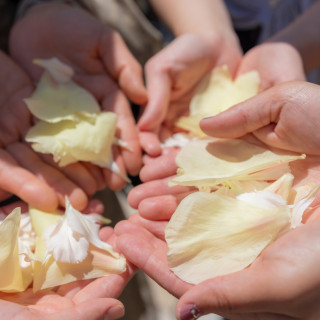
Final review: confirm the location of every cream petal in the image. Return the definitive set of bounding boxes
[170,138,305,189]
[26,112,117,168]
[0,208,33,292]
[174,65,260,136]
[32,244,126,292]
[25,71,100,123]
[189,65,260,116]
[165,192,290,284]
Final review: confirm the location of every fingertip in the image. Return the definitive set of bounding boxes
[106,303,125,320]
[63,188,88,211]
[138,131,162,157]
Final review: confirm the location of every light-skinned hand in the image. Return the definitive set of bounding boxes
[200,81,320,156]
[138,32,242,156]
[0,50,104,212]
[10,2,147,190]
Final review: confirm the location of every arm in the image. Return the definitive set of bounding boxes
[138,0,242,152]
[268,0,320,74]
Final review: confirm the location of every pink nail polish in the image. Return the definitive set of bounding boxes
[179,304,202,320]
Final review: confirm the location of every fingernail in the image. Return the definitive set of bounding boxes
[179,304,202,320]
[104,304,125,320]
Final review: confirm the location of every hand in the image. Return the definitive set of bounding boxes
[138,33,242,155]
[0,204,135,320]
[10,2,147,189]
[115,219,192,298]
[0,277,125,320]
[118,156,320,320]
[237,42,306,91]
[0,51,104,212]
[200,81,320,155]
[176,212,320,320]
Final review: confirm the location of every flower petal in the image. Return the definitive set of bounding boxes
[0,208,33,292]
[26,112,117,167]
[165,192,290,284]
[170,138,305,189]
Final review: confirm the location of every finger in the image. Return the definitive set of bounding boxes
[40,154,100,196]
[0,149,58,211]
[73,263,136,303]
[0,200,28,215]
[99,226,114,241]
[7,143,88,210]
[115,220,191,297]
[140,148,179,182]
[99,30,147,105]
[128,213,168,240]
[138,192,192,221]
[102,89,142,176]
[0,190,13,203]
[138,63,171,132]
[45,298,124,320]
[82,198,104,215]
[199,81,303,139]
[102,146,127,191]
[75,74,142,177]
[139,131,162,157]
[127,177,193,209]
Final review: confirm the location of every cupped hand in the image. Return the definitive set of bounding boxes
[0,203,136,320]
[237,42,306,91]
[115,219,191,298]
[0,51,101,211]
[200,81,320,155]
[138,32,242,155]
[176,211,320,320]
[10,2,147,189]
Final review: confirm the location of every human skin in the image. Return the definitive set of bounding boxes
[0,50,105,212]
[0,201,135,320]
[200,81,320,156]
[137,0,242,156]
[116,155,320,319]
[10,2,147,190]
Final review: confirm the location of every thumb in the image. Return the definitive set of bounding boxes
[176,267,284,320]
[199,88,279,139]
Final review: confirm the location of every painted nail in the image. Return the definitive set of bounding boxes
[179,304,202,320]
[104,304,125,320]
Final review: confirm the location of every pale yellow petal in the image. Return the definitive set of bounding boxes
[0,208,33,292]
[25,112,117,167]
[24,71,100,123]
[175,65,260,136]
[190,66,259,116]
[165,192,290,284]
[32,244,126,292]
[170,138,305,189]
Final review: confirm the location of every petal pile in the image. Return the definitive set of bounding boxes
[25,58,128,180]
[0,201,126,292]
[166,174,318,284]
